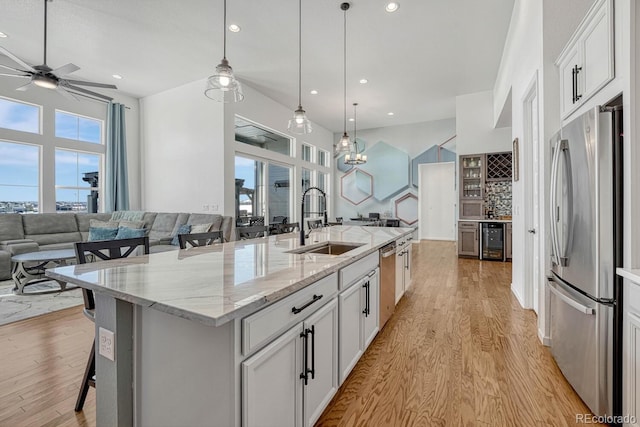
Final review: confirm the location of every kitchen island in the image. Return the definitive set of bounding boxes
[47,225,413,427]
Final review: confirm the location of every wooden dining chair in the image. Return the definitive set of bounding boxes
[73,236,150,412]
[236,225,268,240]
[178,231,222,249]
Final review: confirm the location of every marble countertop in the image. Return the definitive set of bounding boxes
[47,226,413,327]
[617,268,640,285]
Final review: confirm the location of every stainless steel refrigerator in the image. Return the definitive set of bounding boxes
[548,105,623,418]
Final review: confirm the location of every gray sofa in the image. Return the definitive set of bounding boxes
[0,212,233,280]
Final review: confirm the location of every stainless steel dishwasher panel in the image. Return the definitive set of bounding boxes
[379,243,396,328]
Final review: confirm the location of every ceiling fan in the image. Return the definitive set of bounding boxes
[0,0,117,102]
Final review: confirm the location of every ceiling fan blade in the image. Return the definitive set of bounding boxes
[63,79,117,89]
[0,63,30,73]
[62,83,113,101]
[52,63,80,76]
[0,46,36,72]
[56,87,79,101]
[15,81,33,92]
[0,73,30,78]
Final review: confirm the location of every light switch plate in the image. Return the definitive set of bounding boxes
[99,327,115,361]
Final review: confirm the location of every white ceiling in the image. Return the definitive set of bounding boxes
[0,0,514,132]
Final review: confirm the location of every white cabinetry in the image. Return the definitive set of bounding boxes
[623,275,640,427]
[395,238,413,303]
[556,0,614,119]
[243,299,338,427]
[338,268,379,384]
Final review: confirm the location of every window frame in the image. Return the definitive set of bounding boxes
[54,109,105,145]
[0,95,43,135]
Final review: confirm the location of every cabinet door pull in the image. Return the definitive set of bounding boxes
[292,294,323,314]
[575,66,583,101]
[300,329,309,385]
[572,66,577,103]
[362,281,370,316]
[309,325,315,380]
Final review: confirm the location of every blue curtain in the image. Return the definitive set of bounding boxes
[105,102,129,212]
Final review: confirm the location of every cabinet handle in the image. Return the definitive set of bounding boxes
[575,66,582,101]
[292,294,323,314]
[572,66,577,103]
[405,251,409,270]
[300,329,309,385]
[362,281,370,316]
[308,326,315,380]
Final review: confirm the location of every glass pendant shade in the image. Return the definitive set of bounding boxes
[288,105,312,134]
[336,133,351,154]
[344,102,366,165]
[205,58,244,102]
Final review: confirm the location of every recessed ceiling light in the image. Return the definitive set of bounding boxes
[0,32,8,38]
[112,74,123,79]
[310,90,318,95]
[387,112,395,116]
[385,2,399,12]
[348,118,355,122]
[359,78,368,84]
[229,24,241,32]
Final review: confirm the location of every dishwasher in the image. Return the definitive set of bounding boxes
[379,242,396,328]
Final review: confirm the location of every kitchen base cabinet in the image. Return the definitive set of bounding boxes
[395,239,412,303]
[458,221,479,257]
[338,268,379,384]
[243,298,338,427]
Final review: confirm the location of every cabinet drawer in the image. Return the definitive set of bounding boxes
[339,252,379,290]
[242,273,338,356]
[459,221,479,229]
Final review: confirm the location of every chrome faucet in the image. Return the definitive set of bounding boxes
[300,186,327,246]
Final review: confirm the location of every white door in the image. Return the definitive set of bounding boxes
[338,282,364,384]
[419,162,456,241]
[242,324,303,427]
[303,299,339,427]
[524,77,541,314]
[362,269,379,349]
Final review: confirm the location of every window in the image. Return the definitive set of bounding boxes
[301,144,313,162]
[268,164,291,223]
[0,97,40,134]
[235,117,291,156]
[55,149,100,212]
[317,171,328,213]
[0,141,39,213]
[317,149,329,167]
[235,156,265,221]
[55,111,102,144]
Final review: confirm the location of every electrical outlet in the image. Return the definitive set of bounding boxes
[211,204,219,212]
[202,204,209,211]
[99,327,115,361]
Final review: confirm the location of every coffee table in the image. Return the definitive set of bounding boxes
[11,249,77,295]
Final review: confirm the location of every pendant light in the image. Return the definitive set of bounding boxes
[204,0,244,102]
[335,2,351,154]
[288,0,312,134]
[345,103,367,165]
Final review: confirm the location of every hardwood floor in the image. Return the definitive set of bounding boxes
[316,241,597,426]
[0,240,596,426]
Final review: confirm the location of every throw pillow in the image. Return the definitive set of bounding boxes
[115,226,147,240]
[190,223,213,234]
[88,226,119,242]
[90,219,119,229]
[171,224,192,246]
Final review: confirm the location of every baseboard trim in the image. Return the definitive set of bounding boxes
[511,282,525,308]
[538,328,551,346]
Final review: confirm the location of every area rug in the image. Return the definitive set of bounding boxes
[0,280,84,326]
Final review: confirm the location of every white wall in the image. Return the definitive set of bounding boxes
[0,69,142,211]
[140,79,334,218]
[456,91,512,156]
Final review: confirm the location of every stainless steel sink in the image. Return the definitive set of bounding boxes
[287,242,364,255]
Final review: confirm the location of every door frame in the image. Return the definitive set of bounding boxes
[522,72,541,313]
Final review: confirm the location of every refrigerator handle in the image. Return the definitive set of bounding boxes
[558,140,573,267]
[548,278,595,315]
[549,139,562,266]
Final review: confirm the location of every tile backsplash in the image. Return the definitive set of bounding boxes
[485,181,512,218]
